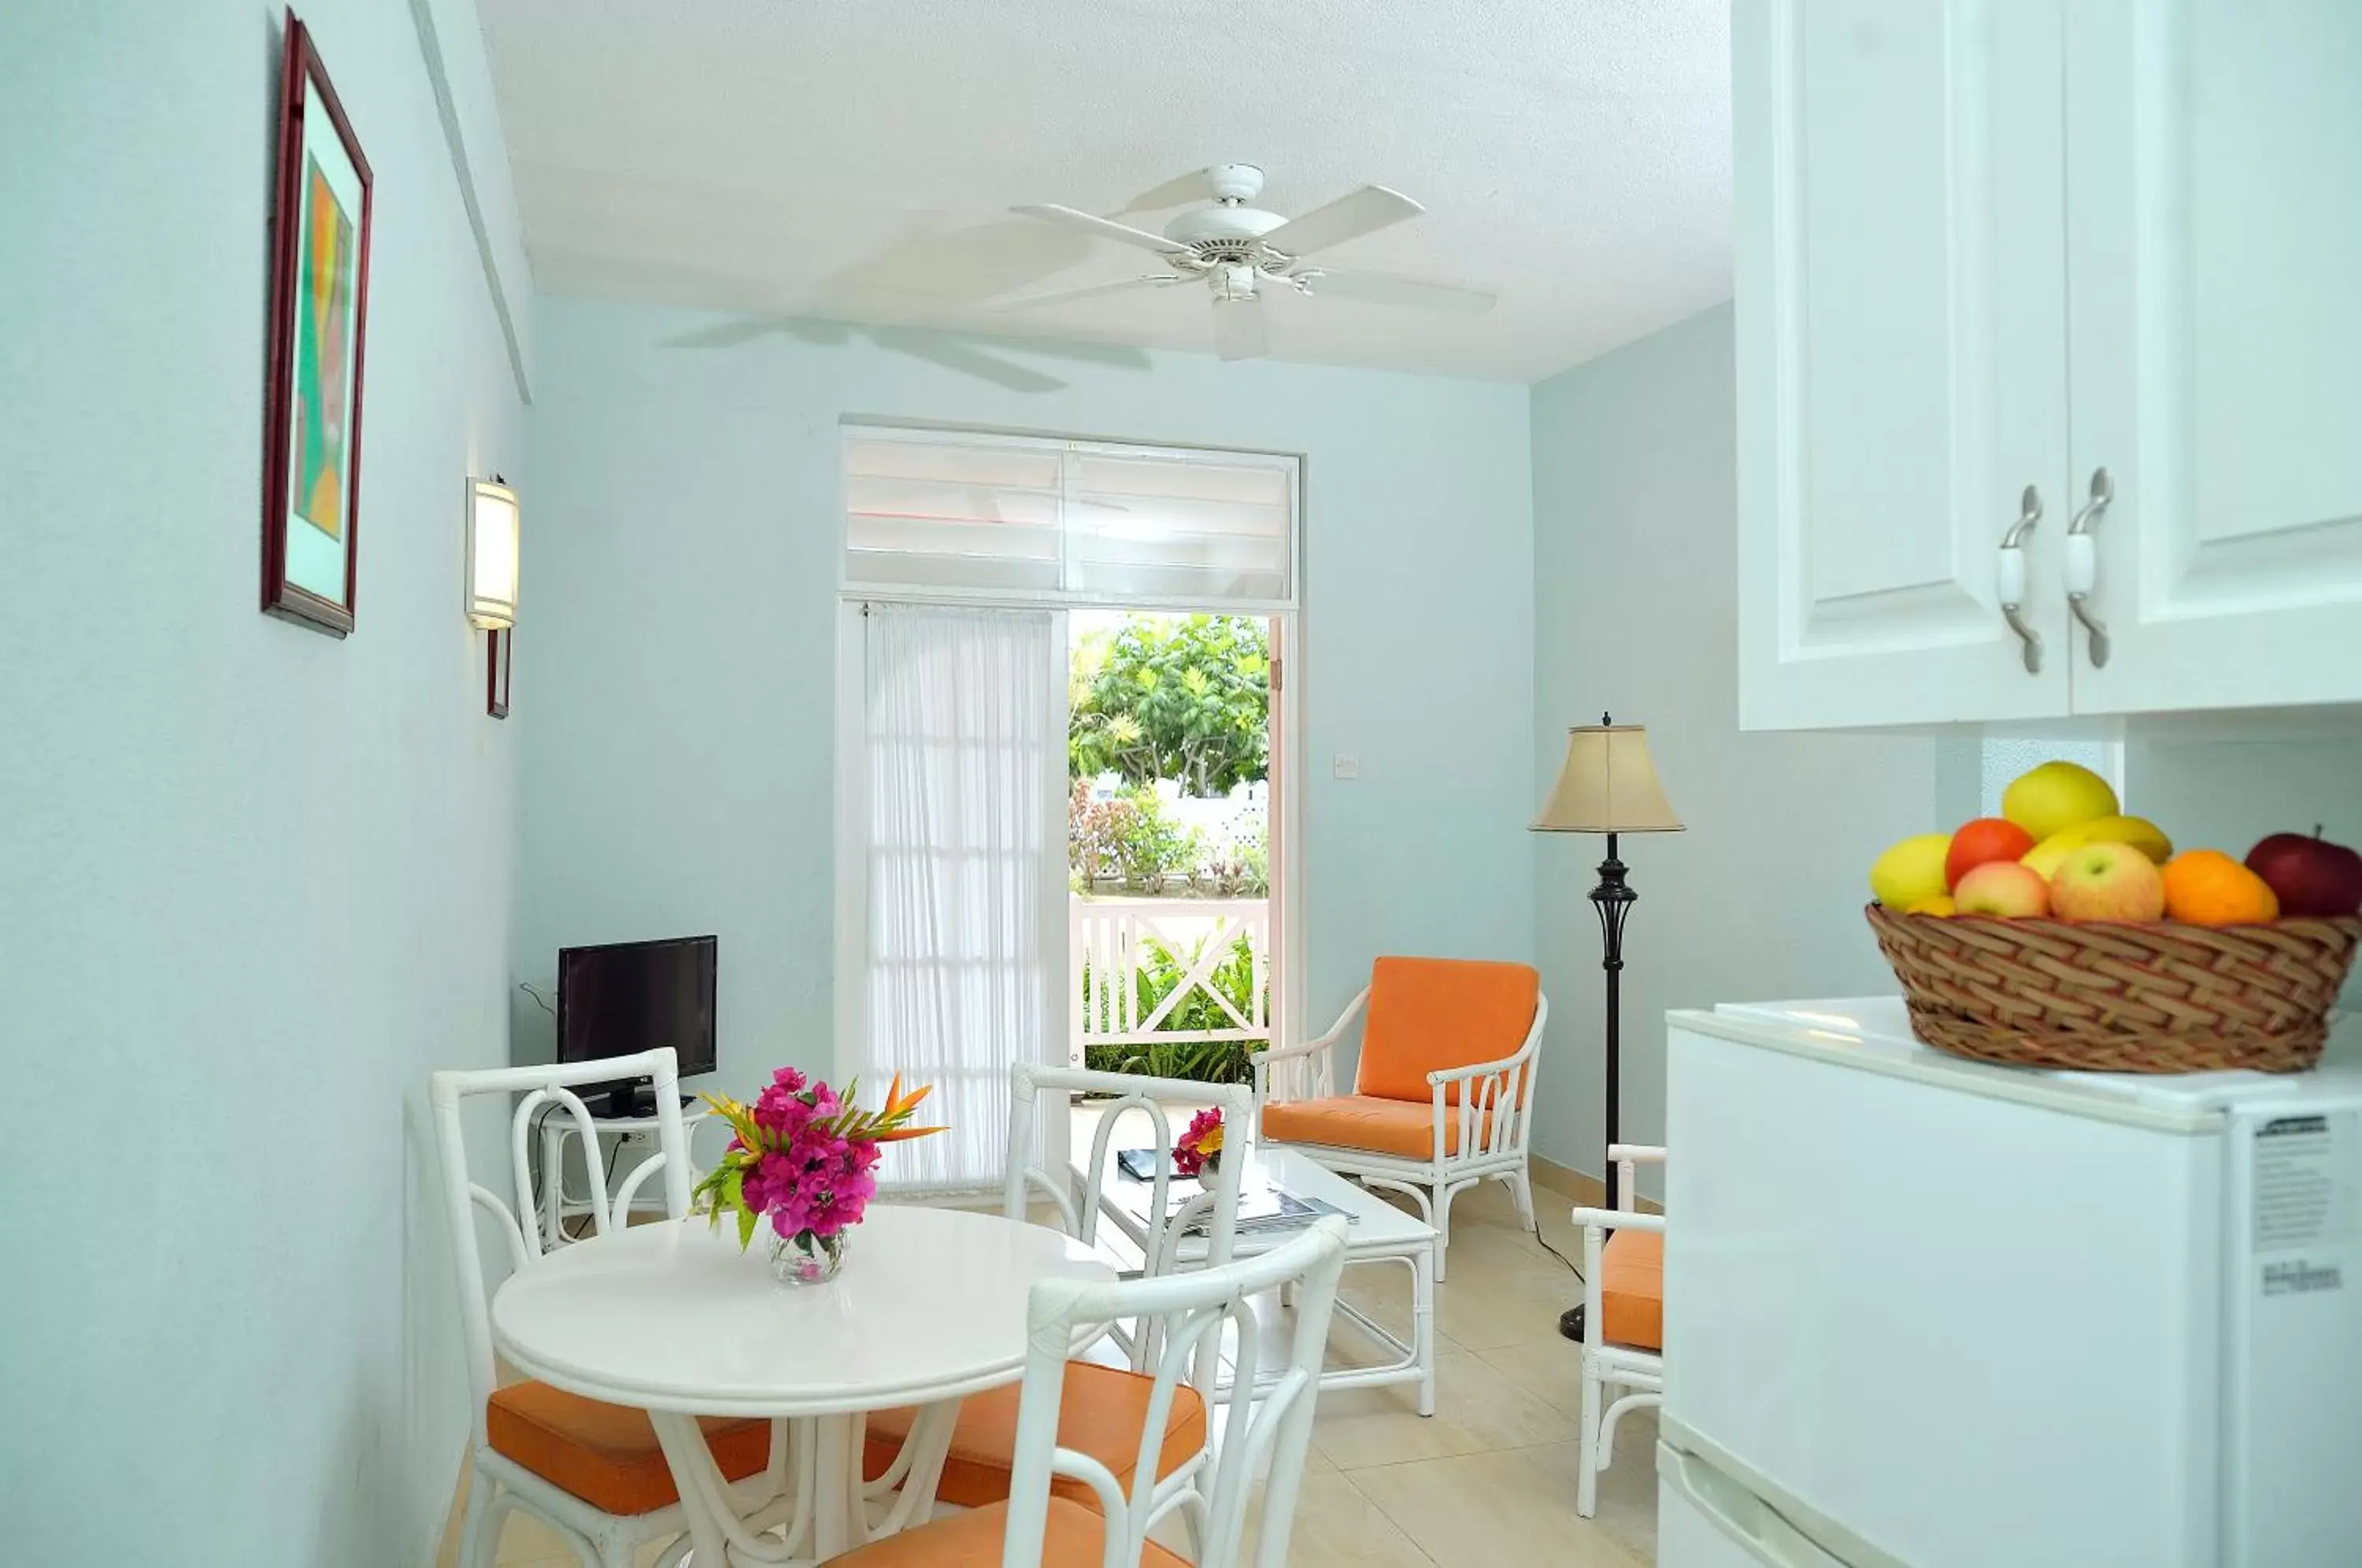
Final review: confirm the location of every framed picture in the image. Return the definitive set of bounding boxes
[261,13,372,637]
[487,629,512,719]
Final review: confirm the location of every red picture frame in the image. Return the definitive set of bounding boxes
[261,13,373,637]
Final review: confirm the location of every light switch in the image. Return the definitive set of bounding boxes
[1332,754,1360,779]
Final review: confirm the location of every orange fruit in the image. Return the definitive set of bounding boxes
[2161,850,2281,926]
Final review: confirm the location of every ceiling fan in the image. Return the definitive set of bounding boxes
[997,163,1496,361]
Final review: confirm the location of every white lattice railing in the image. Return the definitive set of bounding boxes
[1071,897,1271,1060]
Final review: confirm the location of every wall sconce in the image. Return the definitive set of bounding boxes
[466,477,520,630]
[468,476,518,719]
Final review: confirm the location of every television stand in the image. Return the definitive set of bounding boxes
[587,1080,695,1120]
[535,1099,710,1245]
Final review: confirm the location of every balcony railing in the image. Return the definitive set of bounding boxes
[1069,896,1271,1064]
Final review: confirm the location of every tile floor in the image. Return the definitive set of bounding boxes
[453,1178,1657,1567]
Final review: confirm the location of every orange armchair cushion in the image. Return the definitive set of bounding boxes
[831,1497,1190,1568]
[862,1362,1206,1511]
[486,1381,772,1516]
[1259,1093,1492,1159]
[1353,956,1540,1106]
[1598,1228,1664,1351]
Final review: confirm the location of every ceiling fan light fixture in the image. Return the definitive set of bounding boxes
[1003,161,1495,351]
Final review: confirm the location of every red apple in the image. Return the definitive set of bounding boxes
[1955,860,2051,918]
[1946,817,2038,890]
[2050,841,2168,923]
[2246,828,2362,917]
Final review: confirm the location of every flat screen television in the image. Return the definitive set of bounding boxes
[556,935,716,1111]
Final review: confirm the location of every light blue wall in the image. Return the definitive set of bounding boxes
[1528,305,1951,1182]
[0,4,526,1562]
[517,296,1535,1092]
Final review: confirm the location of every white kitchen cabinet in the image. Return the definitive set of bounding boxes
[1737,0,2073,730]
[1738,0,2362,730]
[2061,0,2362,712]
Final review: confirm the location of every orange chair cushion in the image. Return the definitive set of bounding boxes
[830,1496,1190,1568]
[1353,956,1540,1106]
[485,1381,772,1517]
[1598,1228,1664,1351]
[1259,1093,1493,1159]
[861,1362,1207,1511]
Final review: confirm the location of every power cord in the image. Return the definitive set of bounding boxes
[1534,1225,1585,1283]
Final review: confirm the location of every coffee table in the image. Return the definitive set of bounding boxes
[1079,1133,1438,1415]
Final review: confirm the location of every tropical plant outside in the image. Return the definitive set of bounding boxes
[1068,781,1268,897]
[1070,615,1269,795]
[1079,932,1264,1085]
[1069,612,1273,1085]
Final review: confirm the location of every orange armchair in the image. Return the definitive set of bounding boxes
[1253,956,1546,1279]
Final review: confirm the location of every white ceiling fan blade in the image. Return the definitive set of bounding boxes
[1012,204,1188,257]
[1260,185,1424,259]
[1212,296,1268,362]
[1297,267,1496,316]
[990,276,1187,312]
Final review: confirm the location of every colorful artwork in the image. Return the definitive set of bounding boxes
[292,156,354,541]
[261,16,372,637]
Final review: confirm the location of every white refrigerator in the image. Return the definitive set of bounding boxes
[1658,997,2362,1568]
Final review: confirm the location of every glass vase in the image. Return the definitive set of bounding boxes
[768,1228,850,1286]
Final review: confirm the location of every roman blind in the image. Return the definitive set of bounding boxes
[842,426,1298,608]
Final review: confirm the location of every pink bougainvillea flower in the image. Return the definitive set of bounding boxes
[1172,1107,1225,1178]
[691,1070,947,1253]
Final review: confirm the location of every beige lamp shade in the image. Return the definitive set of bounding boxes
[1533,721,1683,834]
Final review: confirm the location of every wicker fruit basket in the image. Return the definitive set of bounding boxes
[1866,903,2362,1073]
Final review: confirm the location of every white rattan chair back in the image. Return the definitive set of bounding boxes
[1003,1063,1253,1371]
[1001,1217,1349,1568]
[429,1048,691,1444]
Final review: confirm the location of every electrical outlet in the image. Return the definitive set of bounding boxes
[1332,754,1360,779]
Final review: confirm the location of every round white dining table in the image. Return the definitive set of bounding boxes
[492,1204,1113,1564]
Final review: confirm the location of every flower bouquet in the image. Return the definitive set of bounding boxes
[1172,1107,1225,1180]
[691,1068,943,1285]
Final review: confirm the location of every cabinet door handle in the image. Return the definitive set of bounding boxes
[1997,484,2043,674]
[2064,467,2113,668]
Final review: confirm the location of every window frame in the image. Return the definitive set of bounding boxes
[839,422,1303,614]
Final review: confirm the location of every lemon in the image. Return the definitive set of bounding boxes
[1871,833,1953,909]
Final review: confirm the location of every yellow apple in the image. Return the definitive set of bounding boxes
[2021,827,2097,882]
[1871,833,1953,909]
[1907,896,1957,917]
[2001,761,2120,844]
[2049,840,2168,923]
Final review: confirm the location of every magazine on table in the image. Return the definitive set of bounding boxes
[1113,1149,1356,1233]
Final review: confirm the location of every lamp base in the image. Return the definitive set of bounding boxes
[1559,1304,1585,1341]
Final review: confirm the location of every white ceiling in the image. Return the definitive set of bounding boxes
[478,1,1731,383]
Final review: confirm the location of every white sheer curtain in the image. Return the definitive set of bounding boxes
[857,603,1062,1192]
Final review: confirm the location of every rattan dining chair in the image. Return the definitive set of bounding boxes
[429,1048,794,1568]
[835,1217,1350,1568]
[1572,1143,1667,1518]
[863,1063,1253,1529]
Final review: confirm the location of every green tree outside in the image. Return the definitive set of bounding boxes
[1068,615,1269,797]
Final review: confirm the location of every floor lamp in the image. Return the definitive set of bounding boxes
[1532,715,1683,1341]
